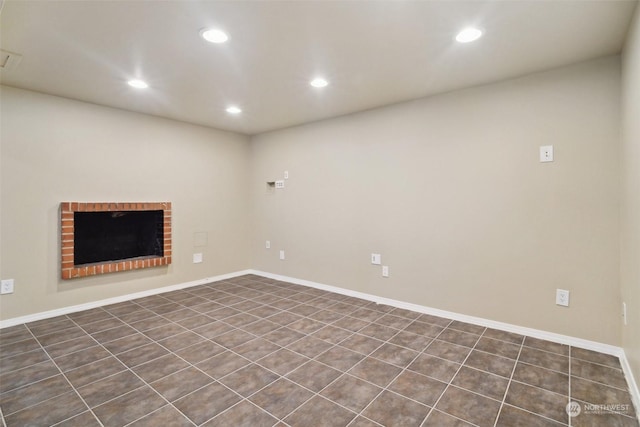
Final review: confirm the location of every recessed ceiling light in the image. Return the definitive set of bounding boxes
[201,28,229,44]
[226,106,242,114]
[310,77,329,88]
[456,27,483,43]
[127,79,148,89]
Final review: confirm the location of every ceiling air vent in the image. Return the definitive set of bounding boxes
[0,50,23,71]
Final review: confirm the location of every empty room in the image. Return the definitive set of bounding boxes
[1,1,639,426]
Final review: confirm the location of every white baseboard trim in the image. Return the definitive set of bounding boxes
[249,269,640,419]
[621,353,640,421]
[0,270,252,329]
[251,269,621,355]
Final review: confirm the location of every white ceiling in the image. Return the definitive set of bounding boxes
[0,0,636,135]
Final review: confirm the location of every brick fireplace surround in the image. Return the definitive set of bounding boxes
[60,202,172,279]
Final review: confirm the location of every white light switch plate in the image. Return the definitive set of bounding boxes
[193,253,203,264]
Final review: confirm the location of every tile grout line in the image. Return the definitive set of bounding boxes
[97,285,300,425]
[177,281,341,426]
[352,317,457,426]
[217,278,639,424]
[422,324,488,427]
[112,282,339,426]
[5,288,477,426]
[0,361,62,396]
[206,299,422,424]
[271,320,397,426]
[65,308,201,427]
[2,276,635,427]
[22,324,105,426]
[492,335,525,427]
[569,346,572,427]
[237,315,379,425]
[71,310,191,424]
[103,294,299,427]
[0,303,524,426]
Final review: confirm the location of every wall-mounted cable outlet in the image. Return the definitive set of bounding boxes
[556,289,569,307]
[1,279,15,294]
[275,180,285,189]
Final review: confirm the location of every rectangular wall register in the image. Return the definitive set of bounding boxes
[60,202,172,279]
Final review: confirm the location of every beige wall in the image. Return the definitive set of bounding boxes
[0,56,626,349]
[250,57,622,345]
[0,86,251,320]
[622,3,640,388]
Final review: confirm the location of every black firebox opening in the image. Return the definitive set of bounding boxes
[74,210,164,266]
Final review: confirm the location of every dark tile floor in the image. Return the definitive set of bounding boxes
[0,274,638,427]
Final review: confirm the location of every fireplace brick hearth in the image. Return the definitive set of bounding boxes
[60,202,172,279]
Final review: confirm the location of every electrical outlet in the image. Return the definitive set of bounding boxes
[266,240,271,249]
[382,266,389,278]
[556,289,569,307]
[193,253,203,264]
[284,171,289,179]
[540,145,554,162]
[275,180,285,189]
[1,279,14,295]
[371,253,381,265]
[279,250,285,260]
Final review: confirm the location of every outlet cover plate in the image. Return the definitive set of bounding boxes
[540,145,554,162]
[556,289,569,307]
[1,279,14,294]
[382,266,389,277]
